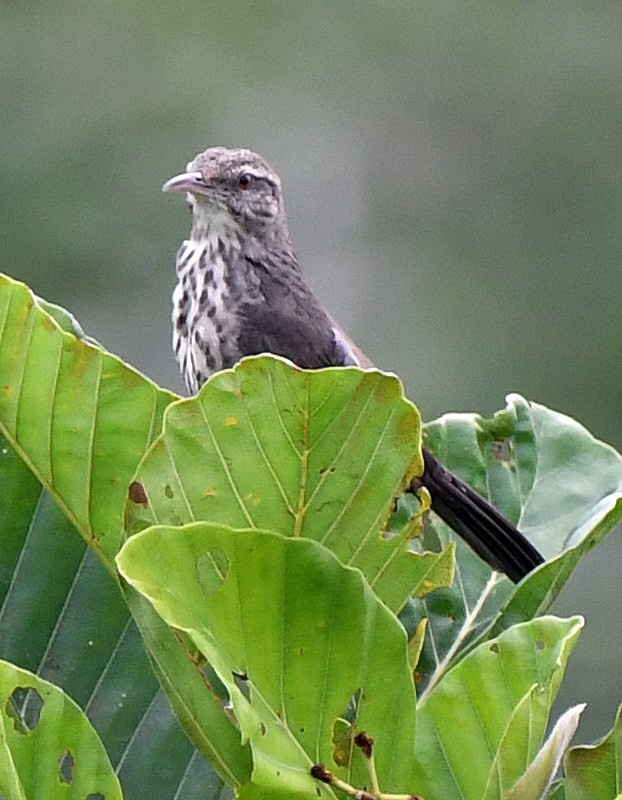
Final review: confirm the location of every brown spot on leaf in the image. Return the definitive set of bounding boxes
[128,481,148,506]
[354,731,374,759]
[310,763,332,783]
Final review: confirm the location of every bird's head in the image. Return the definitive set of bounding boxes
[162,147,285,238]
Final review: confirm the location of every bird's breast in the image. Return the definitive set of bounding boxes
[172,237,239,393]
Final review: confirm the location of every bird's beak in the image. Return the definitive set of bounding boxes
[162,171,208,196]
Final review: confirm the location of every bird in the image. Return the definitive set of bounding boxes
[162,146,544,582]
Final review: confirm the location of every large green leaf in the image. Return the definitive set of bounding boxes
[407,396,622,692]
[413,616,583,800]
[0,274,174,563]
[0,659,121,799]
[123,355,456,612]
[117,523,418,800]
[0,275,250,793]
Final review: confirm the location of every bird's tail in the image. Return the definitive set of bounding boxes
[416,449,544,583]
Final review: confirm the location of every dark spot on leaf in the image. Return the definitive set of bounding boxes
[298,647,304,655]
[128,481,148,506]
[490,643,500,653]
[164,484,174,499]
[59,751,74,783]
[535,640,545,650]
[319,466,335,476]
[86,795,105,800]
[354,731,374,759]
[6,687,43,733]
[311,763,332,783]
[260,722,267,736]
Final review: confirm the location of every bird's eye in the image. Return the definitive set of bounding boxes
[238,173,253,190]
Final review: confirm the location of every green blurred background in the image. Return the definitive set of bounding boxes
[3,1,621,743]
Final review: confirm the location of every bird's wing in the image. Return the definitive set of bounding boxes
[235,253,362,370]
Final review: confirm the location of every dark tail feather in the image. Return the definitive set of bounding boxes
[414,449,544,583]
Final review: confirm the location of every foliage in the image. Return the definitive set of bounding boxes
[0,272,621,799]
[0,660,121,799]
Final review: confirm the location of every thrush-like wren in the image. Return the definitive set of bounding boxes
[163,146,543,582]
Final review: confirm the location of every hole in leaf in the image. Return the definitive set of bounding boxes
[340,689,361,725]
[6,687,43,732]
[260,722,267,736]
[86,794,106,800]
[58,750,74,783]
[164,484,174,499]
[331,717,353,767]
[197,548,229,595]
[232,671,250,701]
[493,439,513,462]
[489,643,500,654]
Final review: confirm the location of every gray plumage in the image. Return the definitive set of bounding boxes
[163,146,543,582]
[165,147,358,393]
